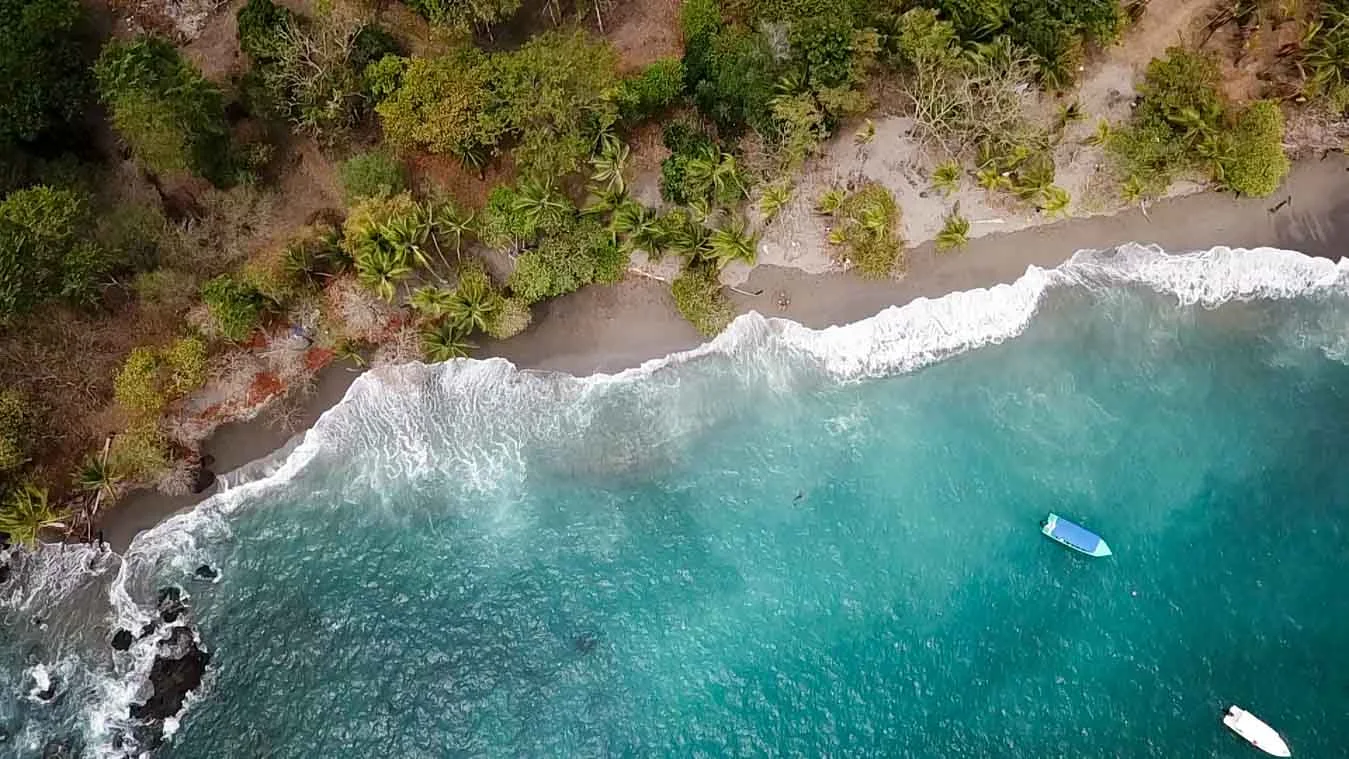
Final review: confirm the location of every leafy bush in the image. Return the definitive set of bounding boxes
[373,49,503,160]
[935,208,970,251]
[614,59,685,123]
[490,31,620,176]
[340,150,406,202]
[114,336,209,419]
[0,389,32,481]
[819,182,902,277]
[484,297,532,339]
[237,0,294,61]
[508,219,625,303]
[162,336,208,395]
[254,10,370,143]
[0,0,90,145]
[406,0,520,29]
[659,122,718,204]
[114,346,167,417]
[95,36,232,184]
[1110,49,1287,198]
[923,0,1121,85]
[1220,101,1289,197]
[672,264,733,337]
[351,25,402,72]
[108,421,169,483]
[0,186,110,322]
[201,274,268,341]
[1303,2,1349,112]
[685,25,781,135]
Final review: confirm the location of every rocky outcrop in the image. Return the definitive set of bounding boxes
[118,586,212,752]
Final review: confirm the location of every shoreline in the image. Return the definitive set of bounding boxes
[102,153,1349,551]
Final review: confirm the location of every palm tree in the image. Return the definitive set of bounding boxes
[583,186,628,219]
[0,483,68,547]
[758,183,792,223]
[935,208,971,252]
[976,166,1014,193]
[421,321,475,362]
[816,188,846,215]
[1084,119,1111,147]
[446,277,500,334]
[684,147,745,205]
[422,200,474,264]
[659,210,711,262]
[611,203,665,256]
[930,161,961,196]
[514,177,571,232]
[1039,185,1071,218]
[75,455,122,504]
[354,242,412,301]
[706,217,760,269]
[379,212,440,281]
[853,118,876,145]
[589,140,630,195]
[410,285,457,318]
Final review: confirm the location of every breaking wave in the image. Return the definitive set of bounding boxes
[3,242,1349,757]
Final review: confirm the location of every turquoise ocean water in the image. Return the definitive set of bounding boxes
[2,244,1349,757]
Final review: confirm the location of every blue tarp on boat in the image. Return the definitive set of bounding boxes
[1050,518,1103,553]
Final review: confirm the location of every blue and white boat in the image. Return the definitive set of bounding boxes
[1041,513,1112,557]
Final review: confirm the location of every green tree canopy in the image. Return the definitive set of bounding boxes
[0,186,108,323]
[95,36,233,185]
[490,31,619,176]
[374,48,504,161]
[0,0,89,145]
[406,0,520,30]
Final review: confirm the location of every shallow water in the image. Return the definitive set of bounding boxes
[4,245,1349,757]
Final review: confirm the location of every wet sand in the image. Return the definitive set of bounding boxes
[102,154,1349,550]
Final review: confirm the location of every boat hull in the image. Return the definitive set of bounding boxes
[1041,513,1112,557]
[1224,706,1291,757]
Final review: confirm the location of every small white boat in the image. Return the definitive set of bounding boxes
[1224,705,1291,757]
[1040,513,1112,557]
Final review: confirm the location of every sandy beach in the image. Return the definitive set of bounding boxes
[101,153,1349,550]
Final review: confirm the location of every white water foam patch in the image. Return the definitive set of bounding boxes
[73,242,1349,757]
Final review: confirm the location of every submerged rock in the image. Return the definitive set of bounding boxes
[193,564,219,581]
[111,629,134,652]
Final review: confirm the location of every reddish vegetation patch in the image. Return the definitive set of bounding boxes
[197,402,224,422]
[605,0,682,72]
[305,347,336,372]
[407,152,518,208]
[245,372,285,407]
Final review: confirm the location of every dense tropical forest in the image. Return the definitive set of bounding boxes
[0,0,1347,544]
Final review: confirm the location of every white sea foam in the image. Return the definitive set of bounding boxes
[7,242,1346,758]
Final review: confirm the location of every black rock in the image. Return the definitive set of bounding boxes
[193,564,219,581]
[0,562,9,585]
[111,629,134,652]
[129,628,209,723]
[191,466,216,494]
[157,587,186,624]
[41,738,71,758]
[139,623,157,639]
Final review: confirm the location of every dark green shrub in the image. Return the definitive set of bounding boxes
[0,0,90,145]
[340,150,406,202]
[237,0,294,61]
[407,0,521,29]
[95,36,232,184]
[0,388,33,481]
[201,274,268,341]
[1220,101,1289,197]
[351,26,403,72]
[924,0,1121,84]
[0,186,109,322]
[507,219,625,303]
[659,122,718,204]
[489,31,620,176]
[819,182,902,277]
[614,59,685,123]
[1303,1,1349,112]
[672,264,733,337]
[686,26,781,135]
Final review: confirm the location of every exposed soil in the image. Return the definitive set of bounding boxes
[604,0,682,71]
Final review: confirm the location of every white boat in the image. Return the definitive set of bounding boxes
[1223,705,1291,757]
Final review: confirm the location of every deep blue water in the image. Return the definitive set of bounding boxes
[3,246,1349,758]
